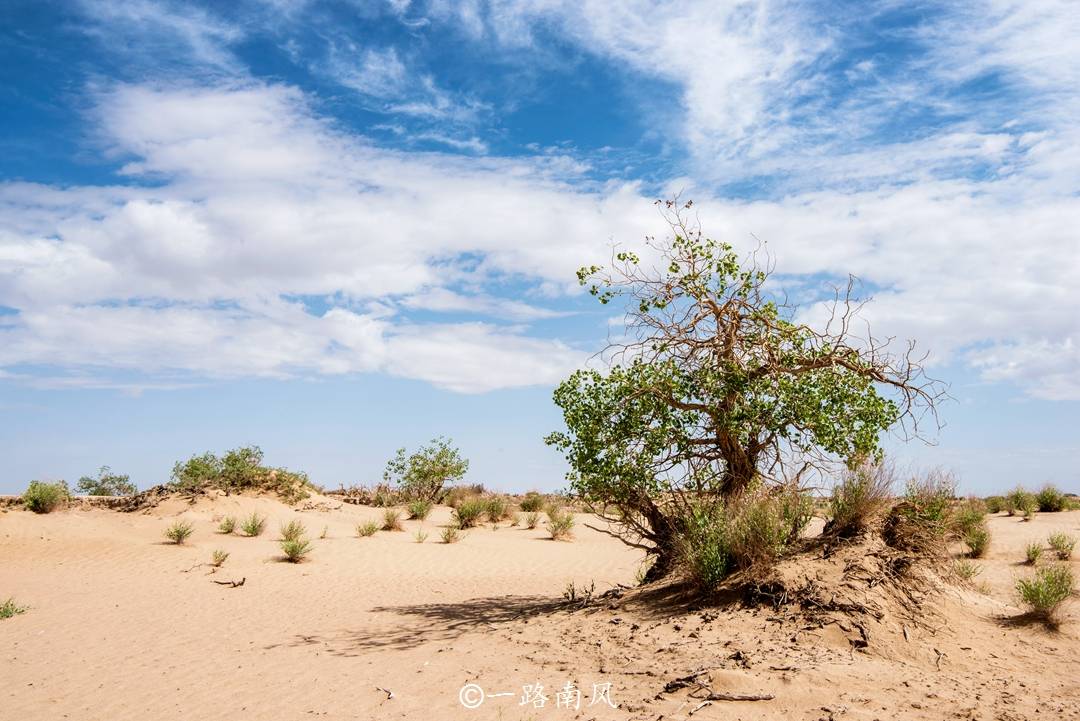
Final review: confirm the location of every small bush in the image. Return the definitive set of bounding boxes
[1037,485,1068,513]
[882,471,955,555]
[1,598,28,620]
[452,498,486,529]
[1022,496,1038,521]
[953,499,988,536]
[217,516,237,534]
[964,526,991,558]
[547,509,575,541]
[519,492,545,513]
[280,537,312,563]
[164,520,194,544]
[76,466,137,496]
[441,526,462,544]
[382,508,404,531]
[1005,486,1031,517]
[1025,542,1044,565]
[355,520,379,537]
[414,529,428,543]
[825,460,893,539]
[210,549,229,567]
[680,504,731,591]
[524,511,540,529]
[954,559,982,581]
[240,513,266,537]
[984,496,1004,514]
[1048,532,1076,560]
[407,500,433,520]
[280,520,306,543]
[1016,564,1074,623]
[22,480,71,514]
[485,497,511,523]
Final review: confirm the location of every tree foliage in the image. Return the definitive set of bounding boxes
[383,437,469,502]
[76,466,137,496]
[546,201,942,578]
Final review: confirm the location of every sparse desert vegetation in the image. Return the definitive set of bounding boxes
[210,549,229,567]
[440,526,461,544]
[217,516,237,534]
[355,520,379,537]
[76,466,137,496]
[1016,564,1075,625]
[381,508,403,531]
[1048,532,1076,560]
[452,497,485,529]
[280,537,312,563]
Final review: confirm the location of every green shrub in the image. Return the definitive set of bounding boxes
[414,529,428,543]
[964,526,991,558]
[240,513,266,537]
[680,504,731,591]
[485,497,511,523]
[280,537,312,562]
[547,509,575,541]
[984,496,1004,514]
[1037,485,1068,513]
[524,511,540,529]
[279,520,306,543]
[519,492,545,513]
[825,460,893,539]
[218,516,237,534]
[164,520,194,544]
[381,508,404,531]
[356,520,379,537]
[441,526,462,544]
[1048,532,1076,560]
[1022,496,1038,521]
[1025,542,1044,565]
[452,498,486,529]
[210,549,229,567]
[76,466,137,496]
[1,598,28,620]
[407,499,433,520]
[1016,564,1074,623]
[22,480,70,513]
[954,559,982,581]
[1005,486,1031,517]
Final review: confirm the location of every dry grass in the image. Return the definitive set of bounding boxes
[210,549,229,567]
[164,520,194,544]
[381,509,404,532]
[217,516,236,534]
[356,520,380,538]
[440,526,462,544]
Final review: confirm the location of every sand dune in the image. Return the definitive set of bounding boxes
[2,496,1079,720]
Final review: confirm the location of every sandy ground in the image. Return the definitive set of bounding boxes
[2,497,1079,721]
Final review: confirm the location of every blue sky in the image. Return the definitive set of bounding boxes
[1,0,1077,495]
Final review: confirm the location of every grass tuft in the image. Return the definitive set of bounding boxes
[1025,542,1043,565]
[825,460,893,538]
[547,508,575,541]
[1,598,28,620]
[164,520,194,544]
[524,511,540,529]
[440,526,462,544]
[1048,532,1076,560]
[452,497,486,529]
[280,537,312,563]
[217,516,237,534]
[356,520,379,537]
[279,519,306,543]
[954,559,982,581]
[382,508,404,531]
[210,549,229,567]
[240,513,266,537]
[414,529,428,543]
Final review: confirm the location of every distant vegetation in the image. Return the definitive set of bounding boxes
[170,446,311,503]
[76,466,137,496]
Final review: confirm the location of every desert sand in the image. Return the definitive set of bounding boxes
[2,496,1079,720]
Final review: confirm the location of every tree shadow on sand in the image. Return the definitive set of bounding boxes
[275,594,565,657]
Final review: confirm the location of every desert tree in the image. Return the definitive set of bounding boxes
[546,200,944,578]
[383,437,469,502]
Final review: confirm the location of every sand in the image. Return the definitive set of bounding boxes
[2,496,1079,720]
